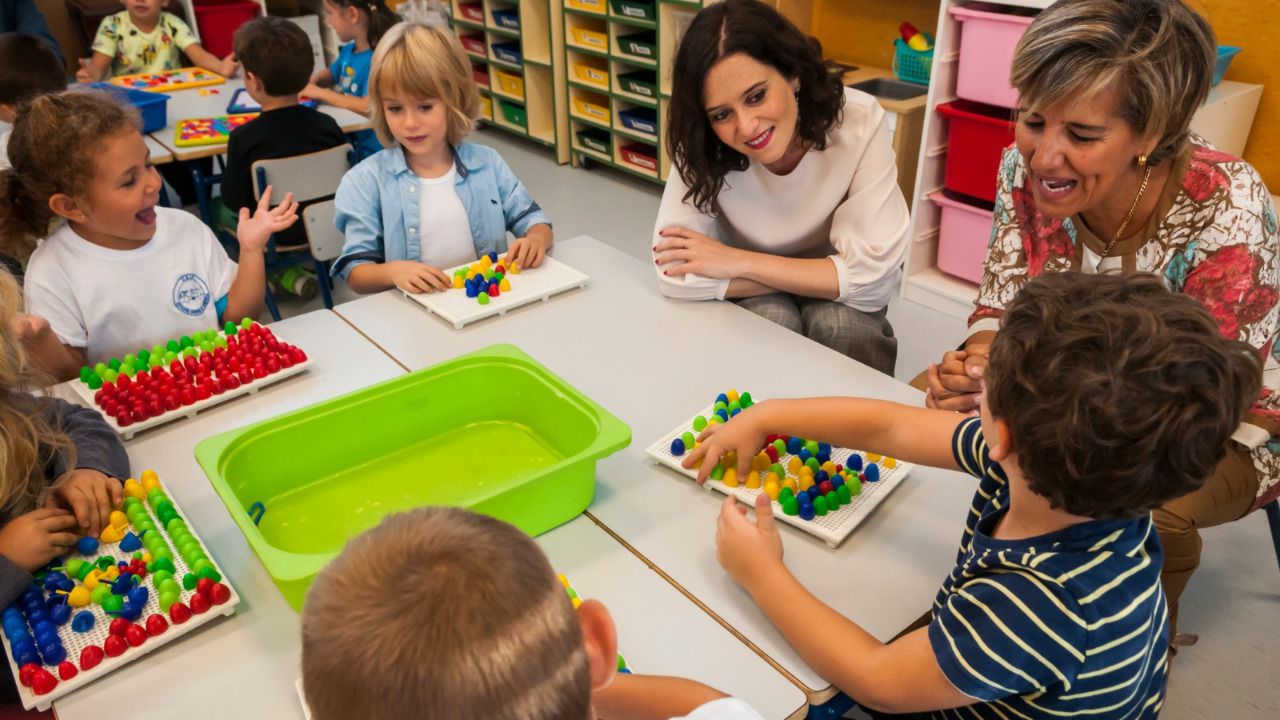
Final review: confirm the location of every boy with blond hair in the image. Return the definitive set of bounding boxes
[302,507,766,720]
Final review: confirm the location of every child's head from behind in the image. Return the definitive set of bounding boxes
[0,90,158,259]
[368,21,479,152]
[235,16,315,100]
[323,0,397,48]
[0,33,66,123]
[121,0,166,27]
[984,271,1260,519]
[302,507,618,720]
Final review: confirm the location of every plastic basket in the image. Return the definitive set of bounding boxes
[192,0,260,59]
[892,37,933,85]
[90,82,169,133]
[1213,46,1241,86]
[458,2,483,22]
[491,8,520,31]
[493,69,524,97]
[619,107,657,136]
[576,127,612,155]
[931,191,994,283]
[949,5,1033,108]
[610,0,655,22]
[498,99,527,128]
[936,99,1015,204]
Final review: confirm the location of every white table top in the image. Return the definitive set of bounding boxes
[332,236,980,698]
[144,133,173,165]
[53,308,806,719]
[151,77,371,161]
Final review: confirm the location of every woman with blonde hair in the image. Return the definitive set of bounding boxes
[920,0,1278,652]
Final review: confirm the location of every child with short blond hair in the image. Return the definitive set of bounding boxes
[332,20,552,295]
[302,506,766,720]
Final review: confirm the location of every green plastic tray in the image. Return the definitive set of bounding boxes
[195,344,630,610]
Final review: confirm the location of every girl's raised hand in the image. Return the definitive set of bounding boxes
[386,261,451,294]
[681,406,768,485]
[45,469,122,538]
[237,186,299,252]
[654,226,747,280]
[0,508,79,572]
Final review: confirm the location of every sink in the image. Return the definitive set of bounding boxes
[847,78,928,101]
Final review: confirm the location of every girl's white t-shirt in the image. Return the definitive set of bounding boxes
[24,207,237,364]
[417,162,476,269]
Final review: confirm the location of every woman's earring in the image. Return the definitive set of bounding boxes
[1137,154,1148,168]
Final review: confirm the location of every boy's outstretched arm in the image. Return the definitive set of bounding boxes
[718,494,973,714]
[684,398,968,483]
[593,674,733,720]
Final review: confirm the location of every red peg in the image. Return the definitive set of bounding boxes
[210,582,231,605]
[109,617,131,637]
[146,613,169,636]
[18,663,40,687]
[169,602,193,624]
[57,661,78,680]
[189,591,212,614]
[31,670,57,695]
[79,645,104,670]
[125,623,147,647]
[104,635,128,657]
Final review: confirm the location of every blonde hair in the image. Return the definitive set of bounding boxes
[0,90,140,262]
[1011,0,1215,166]
[367,21,480,148]
[0,270,72,517]
[301,507,590,720]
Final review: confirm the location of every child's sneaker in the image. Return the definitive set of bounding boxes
[271,267,318,301]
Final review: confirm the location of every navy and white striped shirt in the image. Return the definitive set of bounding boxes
[928,417,1169,719]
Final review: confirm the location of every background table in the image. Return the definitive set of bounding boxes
[333,236,979,701]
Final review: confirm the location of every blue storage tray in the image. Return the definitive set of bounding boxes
[1212,46,1240,86]
[90,82,169,133]
[491,8,520,30]
[492,41,522,65]
[618,107,657,136]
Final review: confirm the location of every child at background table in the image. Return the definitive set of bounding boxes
[303,0,398,160]
[0,32,65,175]
[302,506,767,720]
[0,90,297,380]
[332,20,552,295]
[685,272,1259,718]
[74,0,237,83]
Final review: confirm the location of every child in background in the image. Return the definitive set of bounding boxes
[0,90,297,380]
[303,0,398,160]
[0,267,129,705]
[220,16,349,297]
[332,21,552,295]
[686,272,1259,718]
[74,0,237,82]
[0,32,65,173]
[302,506,766,720]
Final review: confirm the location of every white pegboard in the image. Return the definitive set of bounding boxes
[402,255,589,329]
[646,399,912,548]
[1,474,240,710]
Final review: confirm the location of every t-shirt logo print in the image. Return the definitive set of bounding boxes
[172,273,212,316]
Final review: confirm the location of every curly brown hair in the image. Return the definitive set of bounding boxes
[987,272,1260,519]
[666,0,843,214]
[0,90,139,262]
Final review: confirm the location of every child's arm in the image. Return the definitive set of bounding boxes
[222,187,299,321]
[43,398,128,536]
[183,43,238,78]
[491,152,553,267]
[300,82,371,115]
[74,52,113,83]
[592,674,734,720]
[0,508,79,581]
[506,223,552,269]
[347,262,451,294]
[310,68,335,87]
[717,493,974,713]
[684,398,968,483]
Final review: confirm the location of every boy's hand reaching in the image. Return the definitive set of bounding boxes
[45,469,122,538]
[386,261,452,294]
[218,53,240,78]
[506,232,551,269]
[0,508,79,572]
[75,58,94,84]
[716,493,784,592]
[682,405,768,484]
[237,186,298,253]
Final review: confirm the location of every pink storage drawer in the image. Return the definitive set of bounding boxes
[931,192,993,284]
[948,4,1035,109]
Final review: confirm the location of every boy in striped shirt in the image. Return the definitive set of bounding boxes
[684,272,1260,718]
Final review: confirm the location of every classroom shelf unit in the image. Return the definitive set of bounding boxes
[452,0,570,162]
[563,0,705,183]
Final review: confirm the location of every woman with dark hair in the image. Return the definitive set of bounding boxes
[652,0,909,374]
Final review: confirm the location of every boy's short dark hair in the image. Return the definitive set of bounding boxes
[233,17,314,97]
[987,271,1260,519]
[0,34,66,106]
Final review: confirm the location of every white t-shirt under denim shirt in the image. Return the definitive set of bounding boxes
[24,207,237,364]
[417,162,476,269]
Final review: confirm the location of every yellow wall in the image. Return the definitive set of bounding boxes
[809,0,1277,189]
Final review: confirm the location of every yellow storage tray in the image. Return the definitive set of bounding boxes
[571,60,609,89]
[570,25,608,52]
[493,69,525,97]
[480,94,493,120]
[572,96,611,124]
[566,0,606,12]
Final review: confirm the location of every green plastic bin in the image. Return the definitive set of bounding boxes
[617,30,656,60]
[610,0,655,22]
[618,69,656,98]
[195,344,631,610]
[499,98,528,128]
[577,127,612,155]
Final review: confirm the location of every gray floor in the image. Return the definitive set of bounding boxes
[275,128,1280,719]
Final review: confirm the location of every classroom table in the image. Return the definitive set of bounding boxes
[144,134,173,165]
[331,236,981,702]
[52,309,808,719]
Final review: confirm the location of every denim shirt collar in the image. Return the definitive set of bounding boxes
[383,143,482,181]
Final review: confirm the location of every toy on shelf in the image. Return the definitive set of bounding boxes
[646,389,912,548]
[174,113,259,147]
[69,318,311,439]
[1,470,239,710]
[899,21,933,51]
[110,67,225,93]
[403,252,589,329]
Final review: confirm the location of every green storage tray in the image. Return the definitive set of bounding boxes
[618,69,656,98]
[499,98,528,128]
[577,127,612,154]
[195,344,631,610]
[610,0,655,22]
[617,31,656,60]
